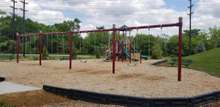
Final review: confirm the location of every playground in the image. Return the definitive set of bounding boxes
[0,17,219,106]
[1,0,220,105]
[1,59,220,98]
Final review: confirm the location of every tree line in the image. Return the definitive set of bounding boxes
[0,15,220,59]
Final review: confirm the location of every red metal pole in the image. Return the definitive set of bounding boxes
[38,33,42,66]
[140,51,142,64]
[68,32,73,69]
[112,24,116,74]
[16,33,20,63]
[178,17,183,81]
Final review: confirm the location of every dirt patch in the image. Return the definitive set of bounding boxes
[0,90,121,107]
[0,90,69,107]
[116,73,142,80]
[87,70,109,75]
[74,69,108,75]
[116,74,165,81]
[75,69,90,73]
[22,63,39,66]
[50,66,66,70]
[0,60,220,98]
[143,75,166,81]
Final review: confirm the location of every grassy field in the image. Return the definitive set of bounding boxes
[0,54,96,61]
[0,101,11,107]
[185,48,220,77]
[0,54,15,61]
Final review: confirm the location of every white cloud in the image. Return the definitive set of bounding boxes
[31,10,65,24]
[1,0,220,35]
[195,0,220,18]
[0,0,70,24]
[26,0,68,24]
[192,0,220,30]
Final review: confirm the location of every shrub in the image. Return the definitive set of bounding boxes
[71,47,77,59]
[169,57,177,66]
[95,51,101,58]
[182,59,193,68]
[194,42,206,53]
[0,101,11,107]
[151,43,163,59]
[42,47,49,60]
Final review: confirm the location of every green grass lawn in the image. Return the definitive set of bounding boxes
[185,48,220,77]
[0,54,15,60]
[0,53,97,61]
[0,101,11,107]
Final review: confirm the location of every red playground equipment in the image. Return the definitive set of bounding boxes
[16,17,183,81]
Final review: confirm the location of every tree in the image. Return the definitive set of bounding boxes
[1,14,220,59]
[151,38,163,59]
[184,29,201,55]
[151,42,163,59]
[73,18,81,30]
[194,42,206,53]
[134,34,154,56]
[0,16,53,53]
[52,18,81,32]
[0,10,6,15]
[209,27,220,48]
[184,29,200,37]
[42,47,49,59]
[85,31,110,55]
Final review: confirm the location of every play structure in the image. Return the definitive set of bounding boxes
[104,30,145,62]
[16,17,183,81]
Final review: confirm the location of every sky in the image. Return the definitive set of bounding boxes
[0,0,220,35]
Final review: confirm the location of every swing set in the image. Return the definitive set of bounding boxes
[16,17,183,81]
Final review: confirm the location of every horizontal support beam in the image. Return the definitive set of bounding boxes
[76,23,180,34]
[20,22,181,37]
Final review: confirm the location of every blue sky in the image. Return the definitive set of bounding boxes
[63,0,190,19]
[165,0,189,11]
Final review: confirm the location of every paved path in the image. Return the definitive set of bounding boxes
[0,82,40,95]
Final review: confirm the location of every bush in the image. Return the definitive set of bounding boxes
[182,59,193,68]
[0,40,16,53]
[0,54,15,61]
[168,58,192,67]
[95,51,101,58]
[42,47,49,60]
[9,54,15,60]
[151,43,163,59]
[194,42,206,53]
[0,101,11,107]
[71,47,77,59]
[169,57,177,66]
[59,56,68,60]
